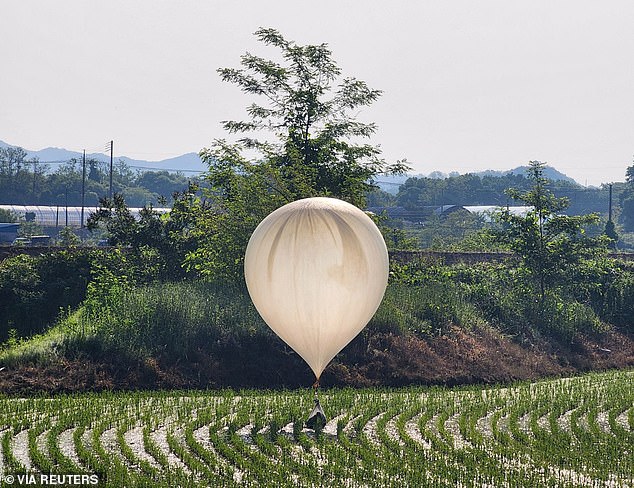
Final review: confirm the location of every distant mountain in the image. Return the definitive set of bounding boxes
[2,140,579,186]
[111,153,206,173]
[477,166,578,185]
[0,140,207,174]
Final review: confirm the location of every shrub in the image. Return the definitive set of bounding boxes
[370,281,484,338]
[597,264,634,330]
[73,280,269,360]
[0,251,92,341]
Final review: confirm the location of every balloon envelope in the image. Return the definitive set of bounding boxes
[244,197,389,379]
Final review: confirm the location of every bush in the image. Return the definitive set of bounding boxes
[456,264,532,335]
[374,273,485,337]
[392,260,610,340]
[57,277,489,366]
[0,251,93,341]
[597,264,634,330]
[73,280,270,360]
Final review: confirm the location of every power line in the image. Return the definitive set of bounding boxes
[126,165,204,173]
[32,160,205,174]
[108,140,113,199]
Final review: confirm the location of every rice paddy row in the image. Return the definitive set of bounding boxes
[1,370,632,487]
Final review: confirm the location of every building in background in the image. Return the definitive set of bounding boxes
[0,223,19,243]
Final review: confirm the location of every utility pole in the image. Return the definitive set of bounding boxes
[32,159,37,198]
[606,183,618,251]
[109,140,114,200]
[81,150,86,229]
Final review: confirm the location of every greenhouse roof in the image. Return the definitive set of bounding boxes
[0,205,170,228]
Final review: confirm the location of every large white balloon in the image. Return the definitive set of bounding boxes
[244,197,389,379]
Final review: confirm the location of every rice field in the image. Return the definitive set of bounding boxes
[0,370,632,487]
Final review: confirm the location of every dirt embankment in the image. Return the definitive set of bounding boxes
[1,327,632,395]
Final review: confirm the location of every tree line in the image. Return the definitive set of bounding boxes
[368,171,630,221]
[0,146,196,207]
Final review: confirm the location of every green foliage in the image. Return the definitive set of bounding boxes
[493,161,607,303]
[420,210,491,250]
[389,258,619,339]
[87,194,137,245]
[372,212,419,250]
[603,219,618,249]
[75,280,268,361]
[617,231,634,250]
[213,27,407,203]
[83,249,132,320]
[0,372,631,486]
[189,27,408,281]
[397,172,530,209]
[3,328,20,350]
[442,228,509,252]
[135,170,192,201]
[18,219,43,238]
[184,155,289,281]
[6,275,484,366]
[379,225,419,250]
[0,147,44,205]
[0,146,194,207]
[57,226,81,247]
[366,188,396,207]
[626,162,634,184]
[3,254,633,370]
[590,260,634,330]
[371,282,483,337]
[395,170,611,217]
[621,196,634,232]
[0,208,17,222]
[87,191,198,280]
[617,162,634,232]
[0,251,93,340]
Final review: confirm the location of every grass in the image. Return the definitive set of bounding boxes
[0,281,260,366]
[0,326,67,367]
[3,250,633,373]
[75,279,490,357]
[1,279,490,368]
[1,271,631,393]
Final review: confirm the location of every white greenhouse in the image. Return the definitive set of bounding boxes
[0,205,170,228]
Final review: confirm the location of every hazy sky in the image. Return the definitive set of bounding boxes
[2,1,633,186]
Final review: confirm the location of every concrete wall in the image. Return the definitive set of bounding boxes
[390,250,634,264]
[1,246,633,264]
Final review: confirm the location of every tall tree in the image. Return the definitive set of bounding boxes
[189,28,408,280]
[494,161,606,303]
[625,160,634,185]
[621,160,634,231]
[0,146,27,177]
[205,27,408,207]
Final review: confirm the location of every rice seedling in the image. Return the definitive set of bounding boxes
[0,370,632,487]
